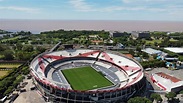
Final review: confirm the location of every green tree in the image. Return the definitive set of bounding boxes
[179,90,183,94]
[3,50,14,60]
[36,46,46,53]
[0,82,6,96]
[16,43,23,50]
[0,44,6,51]
[23,45,34,52]
[15,51,35,61]
[3,86,13,96]
[136,46,142,52]
[150,93,162,103]
[98,32,109,40]
[154,42,158,46]
[129,50,135,56]
[128,97,152,103]
[165,92,176,101]
[142,52,149,59]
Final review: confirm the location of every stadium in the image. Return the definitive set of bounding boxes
[30,47,146,103]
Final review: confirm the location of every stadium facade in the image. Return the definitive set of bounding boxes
[30,49,146,103]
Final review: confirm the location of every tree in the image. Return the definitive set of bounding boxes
[3,50,14,60]
[179,90,183,94]
[15,51,34,61]
[141,60,166,68]
[154,42,158,46]
[142,52,149,59]
[136,46,142,52]
[165,92,176,102]
[0,44,6,51]
[36,46,46,53]
[16,43,23,50]
[23,45,34,52]
[129,50,135,56]
[3,86,13,96]
[0,82,6,96]
[98,32,109,40]
[128,97,152,103]
[150,93,162,103]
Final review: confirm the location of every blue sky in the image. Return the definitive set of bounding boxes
[0,0,183,21]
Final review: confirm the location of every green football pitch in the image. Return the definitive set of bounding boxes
[62,66,113,91]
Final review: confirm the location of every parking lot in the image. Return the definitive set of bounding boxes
[13,90,45,103]
[5,76,45,103]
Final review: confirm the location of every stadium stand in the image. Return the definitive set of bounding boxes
[30,49,145,103]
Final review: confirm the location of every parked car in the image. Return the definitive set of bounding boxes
[20,89,26,93]
[145,68,152,71]
[9,93,19,103]
[30,86,36,90]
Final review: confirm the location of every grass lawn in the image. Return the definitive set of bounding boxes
[145,39,162,45]
[0,63,21,68]
[0,71,9,78]
[0,55,4,59]
[118,50,129,54]
[62,66,113,91]
[169,38,178,42]
[1,36,20,42]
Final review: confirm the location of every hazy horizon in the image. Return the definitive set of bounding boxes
[1,0,183,33]
[1,20,183,34]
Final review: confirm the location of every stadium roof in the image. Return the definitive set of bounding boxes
[164,47,183,54]
[30,49,144,92]
[142,48,162,55]
[151,72,183,92]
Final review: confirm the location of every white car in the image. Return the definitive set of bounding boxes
[145,68,152,71]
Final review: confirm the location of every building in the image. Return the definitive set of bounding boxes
[141,48,163,55]
[30,47,146,103]
[164,56,178,62]
[124,54,133,58]
[176,62,183,69]
[109,31,130,37]
[91,40,103,45]
[131,31,150,39]
[164,47,183,54]
[88,45,104,49]
[116,43,125,49]
[177,64,183,69]
[150,72,183,92]
[134,57,142,62]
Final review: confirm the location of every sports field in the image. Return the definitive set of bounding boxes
[0,71,9,78]
[0,63,21,68]
[62,66,113,91]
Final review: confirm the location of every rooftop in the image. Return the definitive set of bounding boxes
[142,48,162,55]
[164,47,183,54]
[156,72,181,83]
[131,31,150,33]
[124,54,133,58]
[151,72,183,92]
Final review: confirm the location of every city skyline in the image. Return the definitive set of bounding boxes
[0,0,183,21]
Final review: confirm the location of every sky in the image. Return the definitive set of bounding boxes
[0,0,183,21]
